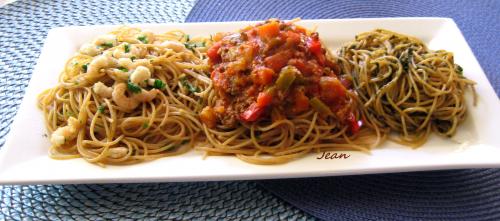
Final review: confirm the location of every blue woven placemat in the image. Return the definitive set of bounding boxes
[0,0,314,220]
[186,0,500,220]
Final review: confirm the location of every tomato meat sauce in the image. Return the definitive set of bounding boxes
[202,19,360,133]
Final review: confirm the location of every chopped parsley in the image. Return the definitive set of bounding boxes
[124,43,130,53]
[180,77,200,93]
[98,105,105,113]
[153,79,166,89]
[130,56,136,61]
[117,66,128,72]
[184,42,206,52]
[401,48,413,71]
[66,111,75,117]
[184,34,190,42]
[127,81,142,94]
[82,63,89,73]
[137,35,148,44]
[100,42,114,48]
[456,64,464,77]
[142,122,149,129]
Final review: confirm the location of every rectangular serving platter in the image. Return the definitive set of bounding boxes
[1,17,499,184]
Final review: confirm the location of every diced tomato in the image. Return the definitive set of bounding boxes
[253,67,274,85]
[256,91,273,107]
[264,50,292,72]
[285,31,301,46]
[292,90,309,114]
[319,76,346,103]
[307,38,322,54]
[240,103,265,122]
[347,112,361,134]
[211,70,227,90]
[307,38,326,65]
[207,42,221,64]
[257,21,280,39]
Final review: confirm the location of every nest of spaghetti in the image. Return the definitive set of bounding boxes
[37,27,212,165]
[198,19,382,164]
[336,29,476,147]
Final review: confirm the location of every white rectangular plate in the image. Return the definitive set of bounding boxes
[1,18,499,184]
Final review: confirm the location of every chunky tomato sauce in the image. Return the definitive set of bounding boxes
[203,19,359,133]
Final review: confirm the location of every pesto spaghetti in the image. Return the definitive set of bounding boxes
[336,29,476,147]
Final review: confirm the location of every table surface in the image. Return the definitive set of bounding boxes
[1,0,499,220]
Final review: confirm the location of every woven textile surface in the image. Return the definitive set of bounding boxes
[186,0,500,220]
[0,0,314,220]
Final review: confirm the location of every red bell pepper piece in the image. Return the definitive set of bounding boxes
[207,42,221,64]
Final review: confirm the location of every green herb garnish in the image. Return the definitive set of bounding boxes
[184,42,206,52]
[401,48,413,71]
[100,42,114,48]
[153,79,166,89]
[66,111,75,117]
[185,34,190,42]
[180,77,200,93]
[124,43,130,53]
[117,66,128,72]
[130,56,136,61]
[127,81,142,94]
[137,35,148,44]
[142,122,149,129]
[98,105,105,113]
[456,64,464,77]
[82,63,89,73]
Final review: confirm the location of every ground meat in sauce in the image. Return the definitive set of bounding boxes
[205,19,359,133]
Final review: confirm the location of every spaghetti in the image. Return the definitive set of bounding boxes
[198,19,382,164]
[37,27,211,165]
[336,29,476,147]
